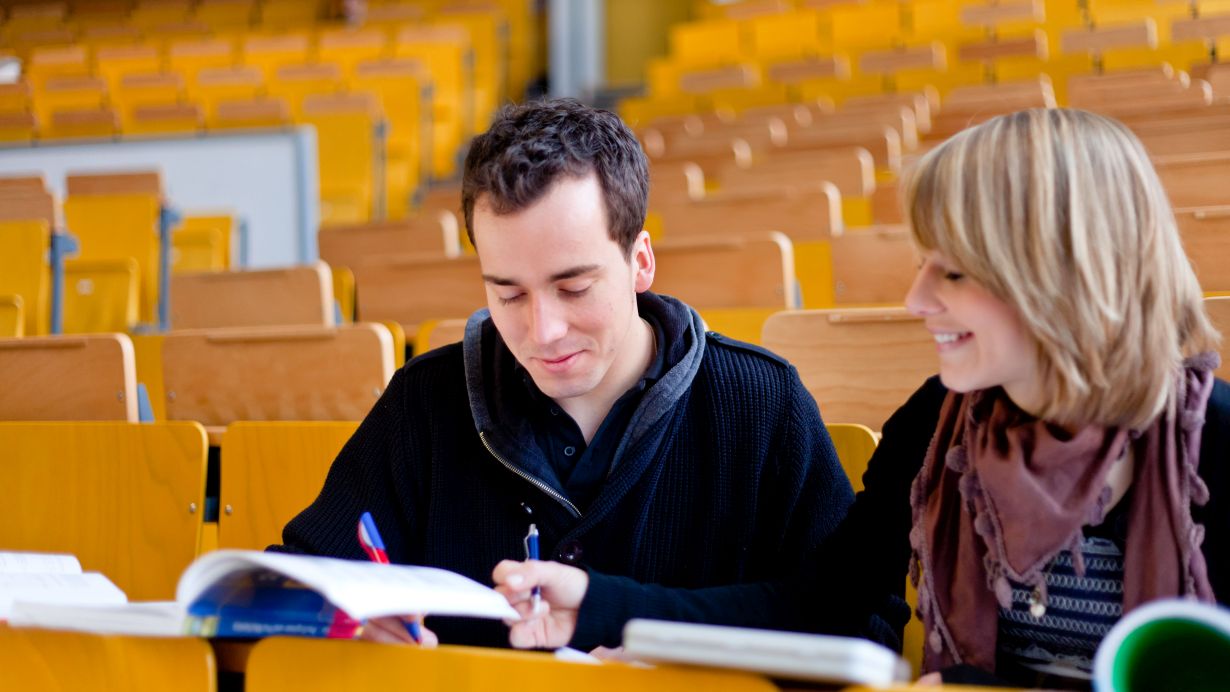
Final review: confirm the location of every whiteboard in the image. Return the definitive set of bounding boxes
[0,128,319,268]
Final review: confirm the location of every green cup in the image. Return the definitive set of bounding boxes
[1094,599,1230,692]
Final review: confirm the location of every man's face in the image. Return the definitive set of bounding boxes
[474,173,654,403]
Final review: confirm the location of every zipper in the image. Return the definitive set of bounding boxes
[480,430,582,519]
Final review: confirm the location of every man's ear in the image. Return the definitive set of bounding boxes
[630,230,655,293]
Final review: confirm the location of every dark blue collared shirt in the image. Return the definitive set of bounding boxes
[519,314,668,512]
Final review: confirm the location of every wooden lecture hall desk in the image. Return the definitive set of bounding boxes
[0,625,1014,692]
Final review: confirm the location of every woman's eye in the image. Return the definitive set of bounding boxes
[943,272,964,281]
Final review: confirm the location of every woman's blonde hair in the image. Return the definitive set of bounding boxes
[906,108,1219,429]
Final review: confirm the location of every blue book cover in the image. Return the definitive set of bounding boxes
[184,569,360,638]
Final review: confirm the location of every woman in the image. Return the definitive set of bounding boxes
[491,108,1230,687]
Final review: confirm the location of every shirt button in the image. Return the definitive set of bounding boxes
[557,540,584,565]
[563,446,576,457]
[550,407,560,416]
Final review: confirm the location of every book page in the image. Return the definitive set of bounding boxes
[0,573,127,619]
[8,601,185,637]
[0,552,83,574]
[178,550,518,621]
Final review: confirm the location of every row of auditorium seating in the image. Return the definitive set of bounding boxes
[4,297,1229,596]
[622,0,1230,123]
[1,0,540,222]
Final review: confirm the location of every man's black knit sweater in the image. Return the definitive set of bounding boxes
[271,292,858,649]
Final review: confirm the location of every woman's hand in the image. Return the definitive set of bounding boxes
[492,559,589,649]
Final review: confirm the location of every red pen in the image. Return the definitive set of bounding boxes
[357,511,423,643]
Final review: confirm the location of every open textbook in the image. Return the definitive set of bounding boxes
[7,549,518,638]
[0,552,127,619]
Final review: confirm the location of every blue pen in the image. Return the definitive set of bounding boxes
[524,523,541,613]
[357,511,423,643]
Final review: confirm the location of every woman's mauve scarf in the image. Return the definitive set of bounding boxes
[909,355,1218,674]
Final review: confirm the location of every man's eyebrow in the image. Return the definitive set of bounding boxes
[481,264,601,286]
[549,264,601,282]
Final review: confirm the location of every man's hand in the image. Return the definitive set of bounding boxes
[492,559,589,649]
[358,616,438,646]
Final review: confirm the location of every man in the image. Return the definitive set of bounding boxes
[273,99,862,649]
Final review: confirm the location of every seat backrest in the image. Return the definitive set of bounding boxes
[0,219,50,335]
[826,422,878,492]
[0,420,207,599]
[218,420,359,550]
[319,214,461,271]
[829,225,916,306]
[658,185,842,242]
[761,307,936,430]
[351,255,486,337]
[416,318,468,354]
[0,626,216,692]
[247,637,776,692]
[64,171,163,323]
[1177,211,1230,293]
[654,232,797,309]
[0,333,138,421]
[170,262,333,329]
[1155,154,1230,208]
[63,258,140,334]
[161,323,395,431]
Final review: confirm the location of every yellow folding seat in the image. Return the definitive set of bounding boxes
[129,0,194,29]
[670,19,745,68]
[0,112,37,143]
[0,81,32,113]
[167,36,239,88]
[317,27,389,78]
[190,65,264,115]
[173,214,234,272]
[209,96,292,130]
[0,332,139,421]
[72,0,133,29]
[433,5,507,131]
[219,421,359,550]
[113,72,186,128]
[0,420,208,599]
[246,638,774,692]
[241,32,312,84]
[0,219,50,336]
[94,44,165,93]
[830,3,903,53]
[127,101,205,136]
[302,92,385,225]
[394,25,473,179]
[63,171,163,325]
[31,74,107,128]
[62,257,141,334]
[170,262,333,329]
[486,0,537,100]
[25,45,91,89]
[747,9,827,61]
[2,2,67,34]
[0,629,215,692]
[193,0,256,30]
[353,58,429,218]
[266,62,343,118]
[79,22,144,50]
[258,0,326,29]
[44,105,121,140]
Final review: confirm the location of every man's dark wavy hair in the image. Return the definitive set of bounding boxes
[461,98,649,255]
